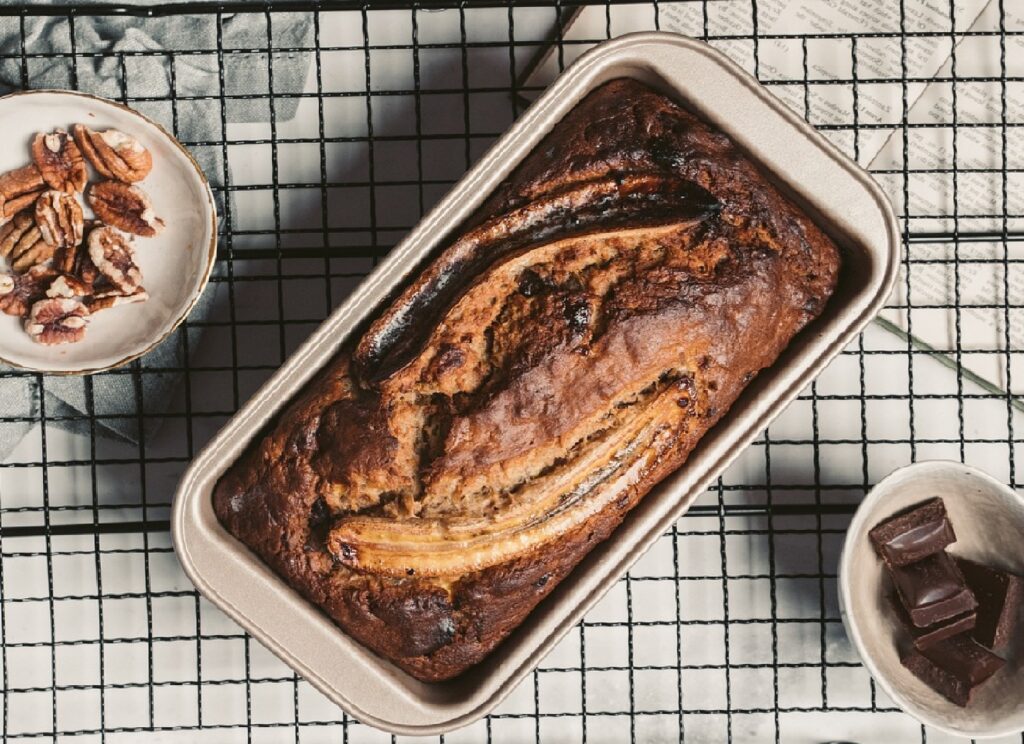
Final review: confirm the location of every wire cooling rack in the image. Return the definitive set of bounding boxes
[0,1,1021,742]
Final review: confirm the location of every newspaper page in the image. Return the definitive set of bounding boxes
[870,0,1024,396]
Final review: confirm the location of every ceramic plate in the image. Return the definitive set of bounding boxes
[0,90,216,374]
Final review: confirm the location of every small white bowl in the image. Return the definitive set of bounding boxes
[840,460,1024,738]
[0,90,216,374]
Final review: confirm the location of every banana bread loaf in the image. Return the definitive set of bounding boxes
[214,78,841,682]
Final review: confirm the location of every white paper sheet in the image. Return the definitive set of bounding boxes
[869,0,1024,395]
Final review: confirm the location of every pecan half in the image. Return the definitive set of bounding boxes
[36,190,84,252]
[0,212,35,259]
[87,181,163,237]
[0,164,45,225]
[12,236,55,273]
[32,130,87,194]
[88,226,143,293]
[46,273,92,300]
[88,287,148,312]
[53,245,78,275]
[0,212,55,273]
[75,238,102,284]
[0,213,18,244]
[72,125,152,183]
[25,297,89,345]
[0,265,57,317]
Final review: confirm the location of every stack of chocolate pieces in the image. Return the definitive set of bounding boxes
[869,497,1022,706]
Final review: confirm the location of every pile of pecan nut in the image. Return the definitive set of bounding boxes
[0,125,163,346]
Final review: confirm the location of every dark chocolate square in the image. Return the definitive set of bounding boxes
[902,635,1004,707]
[890,551,977,628]
[956,557,1023,651]
[869,497,956,567]
[889,593,976,650]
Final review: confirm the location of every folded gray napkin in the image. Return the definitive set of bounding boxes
[0,9,313,459]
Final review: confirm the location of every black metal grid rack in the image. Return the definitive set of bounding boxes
[0,1,1021,742]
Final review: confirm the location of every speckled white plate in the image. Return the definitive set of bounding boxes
[0,90,216,374]
[840,461,1024,739]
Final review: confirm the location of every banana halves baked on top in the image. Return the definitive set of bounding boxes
[214,78,841,682]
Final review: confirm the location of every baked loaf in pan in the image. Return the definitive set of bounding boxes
[214,78,841,682]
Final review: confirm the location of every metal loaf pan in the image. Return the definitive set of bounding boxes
[172,32,900,735]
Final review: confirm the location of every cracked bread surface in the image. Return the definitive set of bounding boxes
[213,78,841,682]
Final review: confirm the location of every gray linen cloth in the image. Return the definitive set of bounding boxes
[0,9,313,458]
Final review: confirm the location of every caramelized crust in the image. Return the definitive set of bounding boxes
[213,79,841,681]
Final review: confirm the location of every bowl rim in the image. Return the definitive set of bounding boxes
[0,88,218,376]
[839,459,1024,739]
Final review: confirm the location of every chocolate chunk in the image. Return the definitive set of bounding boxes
[309,496,330,528]
[955,557,1023,650]
[563,296,591,336]
[890,551,977,628]
[517,268,549,297]
[869,497,955,567]
[889,593,976,650]
[901,635,1005,707]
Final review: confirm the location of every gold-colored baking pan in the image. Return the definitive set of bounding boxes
[172,32,900,735]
